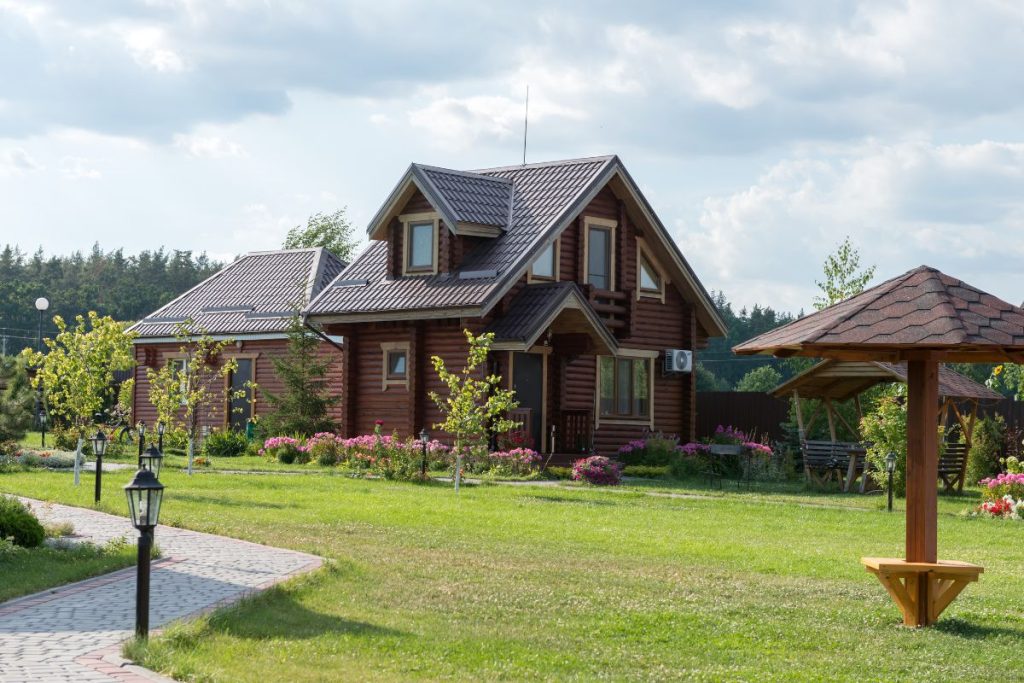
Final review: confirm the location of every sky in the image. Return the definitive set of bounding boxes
[1,0,1023,314]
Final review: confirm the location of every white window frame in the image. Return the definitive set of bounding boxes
[400,212,440,276]
[636,239,667,303]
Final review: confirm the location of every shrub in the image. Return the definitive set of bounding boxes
[0,440,21,456]
[0,496,45,547]
[481,448,542,477]
[617,435,683,466]
[261,436,303,464]
[572,456,622,486]
[203,430,248,458]
[968,416,1005,485]
[306,432,343,466]
[622,465,669,479]
[546,466,573,480]
[17,452,77,469]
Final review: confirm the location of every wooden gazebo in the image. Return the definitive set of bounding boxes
[773,359,1002,490]
[735,265,1024,626]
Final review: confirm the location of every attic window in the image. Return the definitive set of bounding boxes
[400,212,439,276]
[636,240,666,302]
[530,241,558,281]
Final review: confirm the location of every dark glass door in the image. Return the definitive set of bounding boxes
[229,359,253,431]
[512,352,543,450]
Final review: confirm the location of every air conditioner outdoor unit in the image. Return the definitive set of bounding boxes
[663,349,693,374]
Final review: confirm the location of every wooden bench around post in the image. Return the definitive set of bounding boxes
[861,557,983,626]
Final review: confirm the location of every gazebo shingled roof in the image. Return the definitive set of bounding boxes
[771,359,1003,402]
[735,265,1024,362]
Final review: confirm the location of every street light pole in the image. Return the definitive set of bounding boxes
[91,431,107,504]
[886,451,897,513]
[419,429,429,479]
[124,468,164,641]
[34,297,49,447]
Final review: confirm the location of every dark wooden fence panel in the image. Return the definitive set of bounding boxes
[696,392,790,442]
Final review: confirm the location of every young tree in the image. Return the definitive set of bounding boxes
[146,323,238,475]
[813,236,876,310]
[430,330,519,491]
[21,312,135,484]
[283,209,359,262]
[734,365,782,393]
[0,356,34,444]
[261,313,340,436]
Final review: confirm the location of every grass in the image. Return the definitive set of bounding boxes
[0,536,137,602]
[2,469,1023,681]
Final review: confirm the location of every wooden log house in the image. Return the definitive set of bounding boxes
[304,156,726,459]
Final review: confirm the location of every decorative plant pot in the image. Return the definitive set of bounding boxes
[709,444,742,456]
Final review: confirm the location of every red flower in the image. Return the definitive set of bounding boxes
[374,419,384,426]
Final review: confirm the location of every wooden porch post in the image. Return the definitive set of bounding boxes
[906,359,939,566]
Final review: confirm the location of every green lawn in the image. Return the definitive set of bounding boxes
[0,536,137,602]
[2,469,1022,682]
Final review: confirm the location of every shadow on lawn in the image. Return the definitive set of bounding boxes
[933,618,1024,640]
[171,492,295,510]
[206,590,405,641]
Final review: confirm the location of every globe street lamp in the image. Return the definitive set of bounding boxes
[90,431,107,504]
[419,429,429,479]
[124,468,164,640]
[157,421,166,452]
[34,297,48,353]
[140,444,164,480]
[38,407,47,448]
[885,451,898,513]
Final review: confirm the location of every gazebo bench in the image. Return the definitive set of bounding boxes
[938,442,968,494]
[861,557,983,626]
[801,440,867,489]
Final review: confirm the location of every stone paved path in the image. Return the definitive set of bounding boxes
[0,498,323,683]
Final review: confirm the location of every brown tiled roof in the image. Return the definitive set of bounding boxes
[485,281,619,353]
[130,248,345,338]
[418,165,512,228]
[771,359,1002,401]
[306,157,615,318]
[735,266,1024,361]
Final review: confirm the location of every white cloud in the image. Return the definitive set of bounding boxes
[59,156,101,180]
[0,147,43,174]
[685,139,1024,312]
[172,133,244,158]
[118,25,186,73]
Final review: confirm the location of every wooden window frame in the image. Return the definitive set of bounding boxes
[583,216,617,291]
[223,352,259,429]
[381,341,411,391]
[636,238,667,303]
[166,355,189,406]
[528,238,560,283]
[594,350,656,429]
[400,211,440,276]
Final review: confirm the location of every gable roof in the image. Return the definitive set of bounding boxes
[735,265,1024,362]
[130,248,345,339]
[770,359,1002,402]
[486,281,619,354]
[306,156,727,337]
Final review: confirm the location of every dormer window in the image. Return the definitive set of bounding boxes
[400,212,439,276]
[529,240,559,282]
[584,217,617,290]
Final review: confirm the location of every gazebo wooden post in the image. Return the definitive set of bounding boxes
[905,358,939,626]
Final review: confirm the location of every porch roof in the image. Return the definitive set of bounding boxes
[486,282,618,355]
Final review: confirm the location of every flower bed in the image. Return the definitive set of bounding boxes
[975,472,1024,519]
[572,456,622,486]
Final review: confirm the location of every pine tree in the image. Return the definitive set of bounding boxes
[261,314,340,436]
[0,356,35,443]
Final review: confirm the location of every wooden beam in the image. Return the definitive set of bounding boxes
[824,398,838,442]
[906,359,939,566]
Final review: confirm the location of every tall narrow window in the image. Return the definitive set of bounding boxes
[587,225,612,289]
[531,242,557,280]
[407,221,435,273]
[598,356,650,419]
[169,358,187,405]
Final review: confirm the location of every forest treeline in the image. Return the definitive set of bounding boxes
[0,244,222,351]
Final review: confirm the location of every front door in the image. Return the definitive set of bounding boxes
[512,352,544,451]
[228,359,253,431]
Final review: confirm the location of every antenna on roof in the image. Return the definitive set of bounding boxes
[521,85,529,166]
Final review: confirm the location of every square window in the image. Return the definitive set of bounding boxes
[598,356,650,419]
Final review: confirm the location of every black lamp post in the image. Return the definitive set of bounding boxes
[91,431,107,504]
[139,444,164,479]
[885,451,897,513]
[137,421,147,461]
[419,429,429,479]
[124,468,164,641]
[157,421,166,452]
[38,406,47,448]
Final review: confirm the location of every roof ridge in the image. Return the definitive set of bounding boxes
[414,163,513,185]
[928,267,970,344]
[471,155,615,174]
[246,247,321,256]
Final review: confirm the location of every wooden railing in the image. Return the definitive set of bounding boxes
[586,287,632,337]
